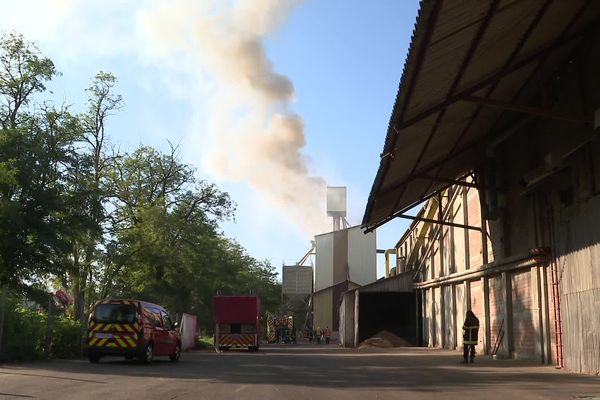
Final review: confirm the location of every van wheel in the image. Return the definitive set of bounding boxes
[170,344,181,362]
[88,353,100,363]
[141,343,153,364]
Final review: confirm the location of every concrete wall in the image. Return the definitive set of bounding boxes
[339,290,356,347]
[313,288,332,332]
[348,226,377,286]
[315,233,334,292]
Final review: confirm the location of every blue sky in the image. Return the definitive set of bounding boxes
[1,0,419,278]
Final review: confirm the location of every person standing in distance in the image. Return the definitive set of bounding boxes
[462,310,480,363]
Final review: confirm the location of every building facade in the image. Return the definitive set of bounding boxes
[362,0,600,375]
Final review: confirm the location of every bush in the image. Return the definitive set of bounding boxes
[196,335,213,349]
[0,297,46,361]
[51,316,82,359]
[0,296,83,361]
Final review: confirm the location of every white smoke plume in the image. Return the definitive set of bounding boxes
[136,0,329,237]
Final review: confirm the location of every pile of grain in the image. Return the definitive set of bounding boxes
[358,330,414,349]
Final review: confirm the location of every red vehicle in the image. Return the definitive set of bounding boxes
[213,295,261,352]
[85,299,181,363]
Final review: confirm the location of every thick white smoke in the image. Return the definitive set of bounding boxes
[0,0,330,237]
[136,0,329,237]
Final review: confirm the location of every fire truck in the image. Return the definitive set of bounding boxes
[267,314,294,344]
[213,295,260,352]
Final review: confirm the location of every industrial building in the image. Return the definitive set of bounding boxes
[283,187,378,339]
[362,0,600,375]
[313,225,376,336]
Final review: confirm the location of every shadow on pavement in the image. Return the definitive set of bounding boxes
[1,344,598,395]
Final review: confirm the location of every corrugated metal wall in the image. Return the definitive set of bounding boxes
[556,196,600,375]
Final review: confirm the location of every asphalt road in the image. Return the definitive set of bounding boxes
[0,345,598,400]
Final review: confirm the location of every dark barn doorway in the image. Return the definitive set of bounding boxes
[358,292,417,344]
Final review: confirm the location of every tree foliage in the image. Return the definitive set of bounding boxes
[0,33,281,334]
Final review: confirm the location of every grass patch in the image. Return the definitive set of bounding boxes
[196,335,213,349]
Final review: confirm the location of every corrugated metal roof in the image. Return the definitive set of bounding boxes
[363,0,600,231]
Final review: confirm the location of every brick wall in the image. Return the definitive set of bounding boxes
[488,275,506,355]
[468,191,482,268]
[469,280,484,352]
[511,269,535,358]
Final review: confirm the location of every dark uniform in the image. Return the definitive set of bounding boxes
[462,310,479,363]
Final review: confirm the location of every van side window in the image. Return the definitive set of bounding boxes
[143,309,155,327]
[162,312,174,330]
[143,309,163,328]
[152,311,163,328]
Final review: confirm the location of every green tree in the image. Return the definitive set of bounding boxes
[62,71,124,322]
[0,33,85,352]
[0,33,81,289]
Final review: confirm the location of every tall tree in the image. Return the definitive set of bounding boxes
[0,32,78,289]
[65,71,123,321]
[0,33,88,351]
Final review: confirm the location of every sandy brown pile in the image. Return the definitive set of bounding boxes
[358,330,414,349]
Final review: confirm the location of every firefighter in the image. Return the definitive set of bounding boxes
[324,326,331,344]
[316,327,322,344]
[462,310,480,363]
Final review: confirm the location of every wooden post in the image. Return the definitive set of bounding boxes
[0,285,7,356]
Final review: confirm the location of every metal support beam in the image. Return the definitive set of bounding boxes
[395,213,483,232]
[415,173,479,189]
[461,95,592,124]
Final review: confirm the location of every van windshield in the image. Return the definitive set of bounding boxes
[94,304,137,323]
